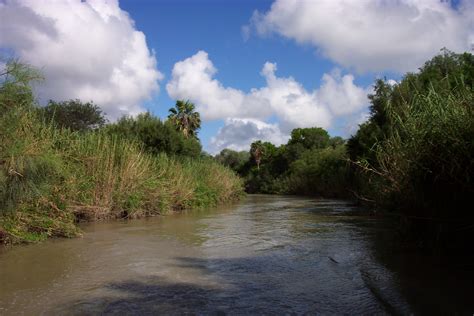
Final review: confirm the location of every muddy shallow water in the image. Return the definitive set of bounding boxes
[1,195,473,315]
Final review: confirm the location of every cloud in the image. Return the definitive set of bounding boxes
[209,118,289,153]
[247,0,474,73]
[166,51,272,121]
[168,51,370,152]
[317,69,369,116]
[167,51,369,131]
[0,0,162,119]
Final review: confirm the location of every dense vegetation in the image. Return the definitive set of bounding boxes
[1,49,472,251]
[215,127,348,197]
[37,99,107,132]
[238,128,348,197]
[0,61,243,244]
[216,50,473,251]
[105,113,202,158]
[348,50,473,250]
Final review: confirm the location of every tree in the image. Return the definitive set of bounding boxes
[0,60,42,113]
[168,100,201,138]
[286,127,330,161]
[215,149,249,174]
[287,145,348,197]
[38,99,106,131]
[250,141,264,170]
[106,112,202,157]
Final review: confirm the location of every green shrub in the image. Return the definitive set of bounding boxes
[105,112,202,158]
[287,145,349,197]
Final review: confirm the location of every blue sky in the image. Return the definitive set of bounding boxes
[1,0,472,153]
[118,0,393,150]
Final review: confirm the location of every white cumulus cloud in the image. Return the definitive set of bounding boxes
[167,51,369,129]
[0,0,162,119]
[209,118,288,154]
[167,51,370,152]
[166,51,272,121]
[248,0,474,73]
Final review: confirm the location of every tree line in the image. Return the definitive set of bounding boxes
[215,50,474,252]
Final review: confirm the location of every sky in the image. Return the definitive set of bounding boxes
[0,0,473,154]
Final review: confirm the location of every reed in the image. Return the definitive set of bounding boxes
[0,109,244,244]
[375,87,473,206]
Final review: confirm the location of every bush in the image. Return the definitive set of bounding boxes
[105,113,202,158]
[38,99,106,131]
[287,145,349,197]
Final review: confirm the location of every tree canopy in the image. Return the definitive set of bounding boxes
[106,112,202,158]
[168,100,201,138]
[38,99,106,132]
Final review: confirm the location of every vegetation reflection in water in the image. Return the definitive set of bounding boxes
[1,195,473,315]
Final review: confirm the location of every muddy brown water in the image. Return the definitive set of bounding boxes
[1,195,473,315]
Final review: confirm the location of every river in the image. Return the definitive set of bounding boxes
[1,195,473,315]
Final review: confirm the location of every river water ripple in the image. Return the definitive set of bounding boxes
[1,195,473,315]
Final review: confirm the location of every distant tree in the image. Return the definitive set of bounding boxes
[168,100,201,138]
[329,136,345,148]
[106,112,201,157]
[286,127,330,161]
[214,149,249,173]
[287,144,348,197]
[288,127,330,149]
[38,99,106,131]
[250,141,265,170]
[241,127,348,195]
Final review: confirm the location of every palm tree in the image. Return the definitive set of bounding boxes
[168,100,201,138]
[250,141,264,170]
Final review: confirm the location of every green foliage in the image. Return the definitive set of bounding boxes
[348,49,474,166]
[105,112,202,158]
[372,87,474,214]
[0,60,42,112]
[250,141,277,170]
[287,127,331,160]
[0,62,243,245]
[168,100,201,138]
[241,129,348,196]
[287,145,349,197]
[38,99,106,131]
[0,116,66,213]
[346,49,474,249]
[214,149,249,174]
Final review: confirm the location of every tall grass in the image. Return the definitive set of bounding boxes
[0,108,243,244]
[352,85,474,250]
[373,87,473,213]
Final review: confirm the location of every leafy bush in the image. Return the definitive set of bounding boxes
[38,99,106,131]
[214,149,249,174]
[105,112,202,158]
[287,145,349,197]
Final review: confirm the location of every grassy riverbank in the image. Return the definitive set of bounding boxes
[0,62,243,244]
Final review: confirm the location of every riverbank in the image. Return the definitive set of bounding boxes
[0,115,244,243]
[0,130,244,244]
[0,62,244,245]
